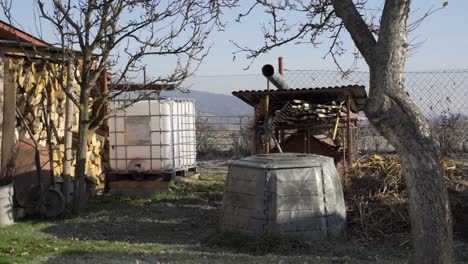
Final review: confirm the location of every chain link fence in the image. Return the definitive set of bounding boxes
[162,69,468,160]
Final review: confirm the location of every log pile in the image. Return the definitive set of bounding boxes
[11,59,78,145]
[11,58,106,186]
[271,100,347,128]
[49,132,106,187]
[85,132,106,187]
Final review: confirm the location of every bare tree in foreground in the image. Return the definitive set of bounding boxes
[234,1,453,263]
[36,0,235,214]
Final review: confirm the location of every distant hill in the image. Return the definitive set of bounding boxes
[161,90,253,116]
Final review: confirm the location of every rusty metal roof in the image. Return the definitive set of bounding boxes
[109,83,174,91]
[0,20,49,47]
[232,85,367,112]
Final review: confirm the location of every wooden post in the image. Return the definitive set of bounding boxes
[275,129,279,147]
[264,94,270,154]
[346,96,353,168]
[264,79,270,154]
[278,57,285,144]
[0,55,4,171]
[342,129,346,172]
[1,56,16,173]
[63,61,75,203]
[253,106,259,155]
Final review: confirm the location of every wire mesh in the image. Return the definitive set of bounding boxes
[162,69,468,160]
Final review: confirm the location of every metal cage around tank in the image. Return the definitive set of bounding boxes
[107,98,197,176]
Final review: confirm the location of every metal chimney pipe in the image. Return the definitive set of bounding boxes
[278,57,284,76]
[262,64,289,90]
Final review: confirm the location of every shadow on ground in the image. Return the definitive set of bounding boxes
[35,194,415,264]
[41,196,220,245]
[35,182,468,263]
[37,248,378,264]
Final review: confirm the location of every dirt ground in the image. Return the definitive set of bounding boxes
[1,171,467,264]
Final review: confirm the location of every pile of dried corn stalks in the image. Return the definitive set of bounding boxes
[344,154,468,240]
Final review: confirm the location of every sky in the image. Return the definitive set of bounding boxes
[195,0,468,75]
[1,0,467,77]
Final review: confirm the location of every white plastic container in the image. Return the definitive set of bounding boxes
[0,183,14,226]
[108,98,196,173]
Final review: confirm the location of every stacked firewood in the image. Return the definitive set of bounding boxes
[12,59,78,145]
[271,100,347,128]
[84,132,106,186]
[50,131,105,183]
[11,58,105,185]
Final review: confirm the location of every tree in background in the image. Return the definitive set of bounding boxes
[234,0,453,263]
[34,0,235,214]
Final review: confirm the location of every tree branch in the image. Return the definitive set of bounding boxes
[330,0,377,65]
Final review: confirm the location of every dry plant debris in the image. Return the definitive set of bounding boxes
[344,154,468,241]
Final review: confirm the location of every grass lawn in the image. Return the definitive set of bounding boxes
[0,171,467,264]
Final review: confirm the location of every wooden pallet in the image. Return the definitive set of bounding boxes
[161,166,198,181]
[104,166,198,192]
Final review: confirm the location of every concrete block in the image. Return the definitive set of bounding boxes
[225,178,257,194]
[275,195,322,211]
[222,192,256,209]
[222,154,347,241]
[228,166,265,181]
[272,167,319,182]
[273,181,320,196]
[222,206,256,218]
[221,212,251,227]
[273,211,327,231]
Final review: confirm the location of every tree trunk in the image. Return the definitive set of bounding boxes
[72,83,90,215]
[332,0,454,263]
[366,73,454,264]
[367,1,454,262]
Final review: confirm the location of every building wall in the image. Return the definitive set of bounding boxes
[1,56,16,173]
[271,131,343,172]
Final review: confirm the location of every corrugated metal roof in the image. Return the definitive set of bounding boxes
[232,85,367,112]
[109,83,174,91]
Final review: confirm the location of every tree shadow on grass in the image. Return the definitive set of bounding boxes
[40,196,220,245]
[37,248,395,264]
[40,193,468,263]
[37,196,411,263]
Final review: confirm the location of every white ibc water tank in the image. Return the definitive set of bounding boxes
[108,98,196,173]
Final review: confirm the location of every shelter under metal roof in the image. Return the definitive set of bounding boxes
[232,85,367,112]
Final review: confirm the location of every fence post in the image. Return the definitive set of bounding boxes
[346,96,353,169]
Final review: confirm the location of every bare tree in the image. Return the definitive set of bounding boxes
[230,117,253,158]
[35,0,235,214]
[234,1,453,263]
[195,113,215,158]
